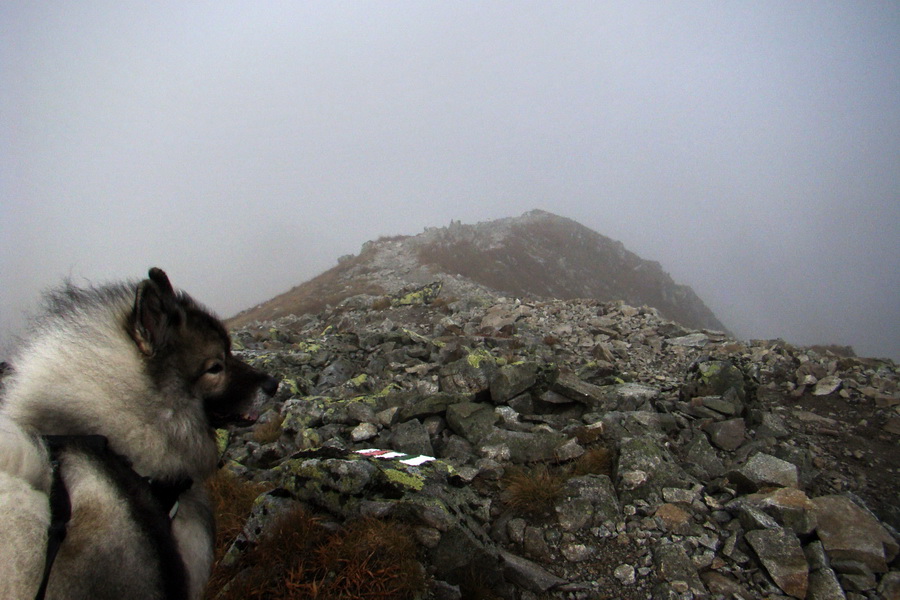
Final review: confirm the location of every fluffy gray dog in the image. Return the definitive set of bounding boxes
[0,268,278,599]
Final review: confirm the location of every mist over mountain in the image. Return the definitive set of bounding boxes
[230,210,727,334]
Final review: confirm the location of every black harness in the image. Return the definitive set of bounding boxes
[35,435,192,600]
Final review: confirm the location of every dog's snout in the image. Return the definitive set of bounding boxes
[261,376,279,397]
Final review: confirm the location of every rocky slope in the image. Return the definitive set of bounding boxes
[213,280,900,600]
[228,210,727,333]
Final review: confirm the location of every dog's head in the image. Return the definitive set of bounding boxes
[131,268,278,428]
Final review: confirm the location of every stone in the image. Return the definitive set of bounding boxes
[728,452,800,492]
[666,332,709,347]
[499,549,566,593]
[430,580,462,600]
[812,495,899,573]
[745,527,809,599]
[683,359,746,404]
[614,564,636,585]
[806,568,846,600]
[877,571,900,600]
[700,395,740,416]
[481,429,569,463]
[616,435,695,504]
[655,503,693,534]
[391,419,435,456]
[439,354,497,396]
[737,487,817,535]
[684,433,726,478]
[653,543,707,596]
[445,402,498,444]
[812,376,843,396]
[705,418,747,451]
[560,539,593,562]
[553,437,585,462]
[701,571,755,600]
[756,411,791,438]
[550,372,609,406]
[397,393,464,421]
[490,362,539,404]
[350,422,378,442]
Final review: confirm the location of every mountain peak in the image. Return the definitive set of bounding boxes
[230,212,727,332]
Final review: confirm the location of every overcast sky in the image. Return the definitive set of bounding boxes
[2,2,898,360]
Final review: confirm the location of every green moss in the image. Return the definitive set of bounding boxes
[215,429,230,455]
[349,373,368,387]
[466,348,496,369]
[698,362,722,381]
[384,468,425,491]
[282,377,303,395]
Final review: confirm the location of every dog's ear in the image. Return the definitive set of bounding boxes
[132,268,183,356]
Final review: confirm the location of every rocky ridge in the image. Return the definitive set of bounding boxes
[216,282,900,600]
[228,210,727,333]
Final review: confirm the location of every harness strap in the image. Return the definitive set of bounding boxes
[33,435,192,600]
[34,443,71,600]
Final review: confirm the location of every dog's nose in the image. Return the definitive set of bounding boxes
[261,376,280,397]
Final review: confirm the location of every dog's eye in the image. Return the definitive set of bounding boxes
[205,362,224,375]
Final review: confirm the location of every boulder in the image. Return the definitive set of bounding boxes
[490,362,539,404]
[728,452,800,492]
[745,527,809,599]
[812,495,899,573]
[446,402,498,444]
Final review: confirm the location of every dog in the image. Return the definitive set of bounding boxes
[0,268,278,599]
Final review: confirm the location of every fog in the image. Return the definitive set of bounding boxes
[2,2,898,360]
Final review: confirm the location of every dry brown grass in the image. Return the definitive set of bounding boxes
[500,464,565,518]
[204,471,273,598]
[209,507,426,600]
[252,414,285,444]
[567,446,614,478]
[371,296,392,311]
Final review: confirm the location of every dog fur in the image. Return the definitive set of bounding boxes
[0,268,277,599]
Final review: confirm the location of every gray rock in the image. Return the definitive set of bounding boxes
[523,526,552,561]
[439,354,497,396]
[397,393,465,422]
[807,568,846,600]
[480,428,570,463]
[490,362,539,404]
[666,332,709,347]
[603,382,659,411]
[699,395,740,416]
[350,422,378,442]
[704,418,747,451]
[430,580,462,600]
[812,375,843,396]
[682,359,747,404]
[684,433,726,478]
[756,411,791,438]
[391,419,435,456]
[745,527,809,599]
[446,402,498,444]
[550,372,608,407]
[735,487,817,535]
[701,571,755,600]
[616,435,695,504]
[877,571,900,600]
[499,549,566,593]
[653,543,707,596]
[812,495,899,573]
[728,452,800,492]
[614,564,636,585]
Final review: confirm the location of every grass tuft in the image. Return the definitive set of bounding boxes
[209,507,426,600]
[500,464,565,518]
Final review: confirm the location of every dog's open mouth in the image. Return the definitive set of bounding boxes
[208,407,259,429]
[205,374,279,429]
